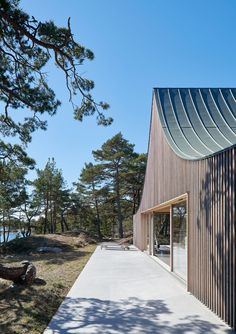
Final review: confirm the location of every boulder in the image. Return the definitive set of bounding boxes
[36,246,62,253]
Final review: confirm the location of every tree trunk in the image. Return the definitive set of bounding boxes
[26,222,31,237]
[3,224,6,243]
[60,216,65,232]
[60,211,69,233]
[44,207,48,234]
[0,261,36,285]
[53,203,57,233]
[44,194,50,233]
[94,199,102,240]
[50,199,53,233]
[2,213,6,243]
[6,226,10,243]
[62,213,69,231]
[132,190,136,215]
[73,211,77,227]
[115,170,123,238]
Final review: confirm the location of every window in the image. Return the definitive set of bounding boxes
[153,212,170,266]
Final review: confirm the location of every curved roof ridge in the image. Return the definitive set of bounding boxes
[230,88,236,102]
[155,89,194,159]
[209,89,234,129]
[167,89,204,157]
[154,88,236,160]
[219,89,236,122]
[187,88,223,150]
[177,88,214,154]
[198,89,232,145]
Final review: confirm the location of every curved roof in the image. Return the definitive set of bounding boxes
[154,88,236,160]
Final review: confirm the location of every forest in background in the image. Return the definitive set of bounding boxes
[0,132,146,242]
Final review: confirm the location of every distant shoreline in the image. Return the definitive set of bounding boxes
[0,229,20,243]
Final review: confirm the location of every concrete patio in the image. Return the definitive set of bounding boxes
[43,245,234,334]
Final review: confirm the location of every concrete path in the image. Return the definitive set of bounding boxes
[44,246,235,334]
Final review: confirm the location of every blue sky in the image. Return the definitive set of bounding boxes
[20,0,236,187]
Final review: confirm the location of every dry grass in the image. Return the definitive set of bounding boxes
[0,234,96,334]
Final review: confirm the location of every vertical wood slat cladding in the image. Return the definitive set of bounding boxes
[133,96,236,329]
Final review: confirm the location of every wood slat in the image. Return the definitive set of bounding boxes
[133,94,236,329]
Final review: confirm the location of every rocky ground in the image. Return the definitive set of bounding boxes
[0,233,96,334]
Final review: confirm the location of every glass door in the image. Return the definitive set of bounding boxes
[146,215,149,253]
[153,212,170,266]
[172,201,187,280]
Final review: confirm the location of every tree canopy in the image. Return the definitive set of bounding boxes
[75,133,147,238]
[0,159,27,242]
[0,133,146,242]
[0,0,112,163]
[93,133,135,238]
[33,158,68,234]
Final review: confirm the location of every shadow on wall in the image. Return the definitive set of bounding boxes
[45,297,233,334]
[199,150,235,329]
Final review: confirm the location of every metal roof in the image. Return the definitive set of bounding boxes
[154,88,236,160]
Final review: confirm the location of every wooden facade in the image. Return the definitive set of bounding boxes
[133,89,236,329]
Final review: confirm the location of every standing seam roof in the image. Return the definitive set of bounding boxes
[154,88,236,160]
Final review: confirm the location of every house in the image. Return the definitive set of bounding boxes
[133,88,236,329]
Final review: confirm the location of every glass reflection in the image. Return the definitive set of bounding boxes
[172,201,187,280]
[146,216,149,253]
[153,212,170,266]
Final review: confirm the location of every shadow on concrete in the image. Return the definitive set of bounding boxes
[46,297,234,334]
[0,284,63,334]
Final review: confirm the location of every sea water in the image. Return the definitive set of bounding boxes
[0,228,20,243]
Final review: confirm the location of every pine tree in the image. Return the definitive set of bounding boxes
[33,158,68,233]
[93,133,135,238]
[0,0,111,163]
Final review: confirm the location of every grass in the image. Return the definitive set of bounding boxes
[0,234,96,334]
